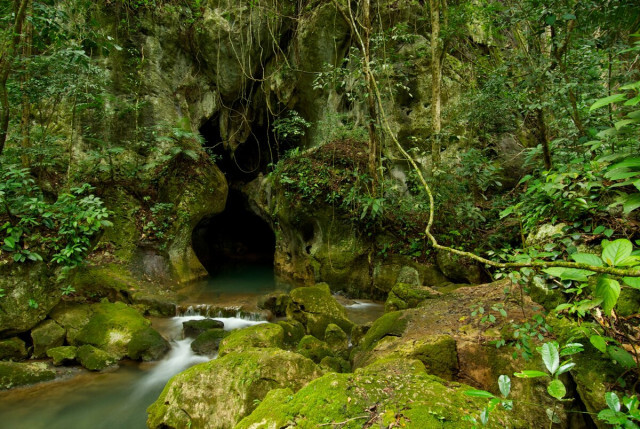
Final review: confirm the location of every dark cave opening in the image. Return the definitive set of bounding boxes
[192,116,277,274]
[192,189,275,274]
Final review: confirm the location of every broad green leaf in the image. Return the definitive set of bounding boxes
[480,407,489,425]
[616,256,640,267]
[602,239,633,266]
[606,392,621,412]
[547,379,566,400]
[590,94,627,111]
[498,375,511,398]
[543,267,594,282]
[614,119,639,130]
[560,343,584,356]
[595,277,621,314]
[590,335,608,353]
[570,253,603,267]
[625,94,640,106]
[623,193,640,214]
[622,277,640,289]
[621,81,640,91]
[607,346,636,369]
[597,409,627,425]
[3,236,15,249]
[465,389,495,398]
[514,370,549,378]
[541,343,560,375]
[556,362,576,376]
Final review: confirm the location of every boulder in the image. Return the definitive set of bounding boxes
[147,348,323,429]
[257,292,291,317]
[218,323,284,357]
[286,284,354,339]
[384,282,440,312]
[296,335,333,363]
[127,327,170,361]
[48,302,93,344]
[182,319,225,338]
[276,319,305,346]
[0,361,55,390]
[436,251,486,284]
[324,323,349,359]
[191,329,228,355]
[76,345,118,371]
[319,356,351,373]
[46,346,77,366]
[31,319,66,358]
[0,337,28,361]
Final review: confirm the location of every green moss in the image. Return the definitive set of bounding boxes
[616,287,640,317]
[297,335,333,363]
[49,302,94,344]
[352,311,409,353]
[0,361,55,389]
[76,345,118,371]
[218,323,284,357]
[147,348,322,429]
[277,320,305,346]
[236,358,514,429]
[0,337,28,361]
[257,292,291,317]
[319,356,350,373]
[31,319,66,358]
[287,285,354,339]
[191,328,228,355]
[389,283,438,308]
[324,323,348,359]
[183,319,225,338]
[127,326,169,361]
[46,346,78,366]
[384,291,408,312]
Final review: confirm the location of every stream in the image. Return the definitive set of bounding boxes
[0,265,383,429]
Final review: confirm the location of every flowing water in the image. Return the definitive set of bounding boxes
[0,264,383,429]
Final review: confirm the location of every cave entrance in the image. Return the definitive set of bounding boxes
[192,189,275,274]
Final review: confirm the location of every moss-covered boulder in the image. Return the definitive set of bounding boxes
[183,319,225,338]
[277,319,305,346]
[191,329,228,355]
[48,302,93,344]
[0,361,56,390]
[46,346,78,366]
[127,327,170,361]
[76,345,118,371]
[436,251,486,284]
[319,356,350,373]
[257,292,291,317]
[31,319,66,358]
[235,358,518,429]
[74,301,157,359]
[297,335,333,363]
[385,282,439,311]
[147,348,323,429]
[218,323,284,357]
[0,263,62,336]
[0,337,28,360]
[324,323,349,359]
[350,311,410,357]
[287,284,355,339]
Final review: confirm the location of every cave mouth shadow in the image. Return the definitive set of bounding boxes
[191,189,275,275]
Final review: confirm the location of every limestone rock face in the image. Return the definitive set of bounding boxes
[147,348,322,429]
[0,361,55,390]
[31,319,66,358]
[0,263,61,336]
[286,284,354,339]
[218,323,284,357]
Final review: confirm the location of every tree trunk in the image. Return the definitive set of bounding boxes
[0,0,30,156]
[429,0,442,169]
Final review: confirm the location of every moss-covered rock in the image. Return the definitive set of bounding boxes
[183,319,225,338]
[616,287,640,317]
[277,319,305,346]
[218,323,284,357]
[46,346,78,366]
[76,344,118,371]
[0,337,28,361]
[384,290,408,312]
[127,327,170,361]
[319,356,350,373]
[0,361,56,390]
[350,323,371,348]
[0,263,61,336]
[147,348,323,429]
[385,282,439,311]
[31,319,66,358]
[436,251,486,284]
[48,302,93,344]
[191,329,228,355]
[257,292,291,317]
[297,335,333,363]
[74,301,153,359]
[350,311,410,356]
[324,323,349,359]
[235,357,517,429]
[287,285,355,339]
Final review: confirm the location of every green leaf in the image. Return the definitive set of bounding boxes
[541,343,560,375]
[624,94,640,106]
[602,239,633,266]
[543,267,594,282]
[622,277,640,289]
[590,94,627,111]
[595,277,621,314]
[465,389,495,398]
[590,335,608,353]
[514,370,549,378]
[607,346,636,369]
[606,392,621,412]
[556,362,576,376]
[623,193,640,214]
[3,236,15,250]
[547,379,566,400]
[498,375,511,398]
[560,343,584,356]
[570,253,603,267]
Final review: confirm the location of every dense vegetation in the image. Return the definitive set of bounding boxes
[1,0,640,427]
